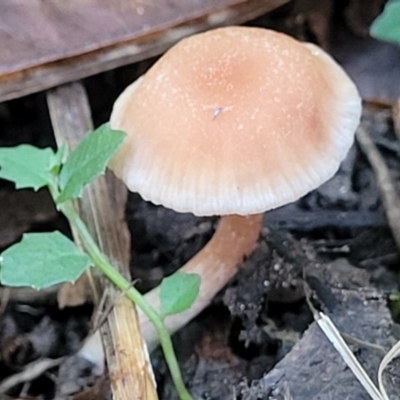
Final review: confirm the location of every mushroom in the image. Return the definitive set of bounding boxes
[108,26,361,350]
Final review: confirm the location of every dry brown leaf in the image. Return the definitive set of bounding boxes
[71,376,111,400]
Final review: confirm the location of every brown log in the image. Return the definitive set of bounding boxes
[0,0,288,101]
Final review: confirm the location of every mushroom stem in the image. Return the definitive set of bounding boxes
[140,213,263,351]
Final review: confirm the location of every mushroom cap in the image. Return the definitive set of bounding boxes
[109,27,361,216]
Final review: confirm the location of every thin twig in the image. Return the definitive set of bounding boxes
[392,99,400,142]
[341,332,387,355]
[0,286,10,316]
[0,358,65,394]
[356,126,400,251]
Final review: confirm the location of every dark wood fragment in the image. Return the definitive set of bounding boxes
[265,206,387,231]
[239,259,398,400]
[343,0,386,37]
[0,189,57,248]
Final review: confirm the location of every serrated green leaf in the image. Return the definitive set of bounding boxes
[57,123,125,203]
[370,0,400,46]
[0,231,92,289]
[0,145,55,190]
[160,272,200,317]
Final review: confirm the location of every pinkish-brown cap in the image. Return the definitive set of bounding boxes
[109,26,361,216]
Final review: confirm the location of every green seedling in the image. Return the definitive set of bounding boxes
[0,123,199,400]
[370,0,400,46]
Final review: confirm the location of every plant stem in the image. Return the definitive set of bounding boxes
[58,199,193,400]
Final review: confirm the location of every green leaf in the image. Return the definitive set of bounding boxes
[0,145,55,190]
[160,272,201,317]
[370,0,400,46]
[0,231,92,289]
[57,124,126,203]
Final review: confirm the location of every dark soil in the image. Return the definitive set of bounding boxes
[1,1,400,399]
